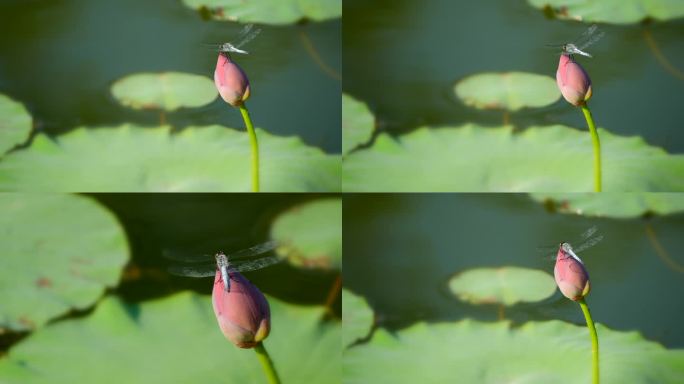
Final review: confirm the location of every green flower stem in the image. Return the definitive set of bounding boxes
[580,103,602,192]
[578,298,599,384]
[254,342,281,384]
[239,103,260,192]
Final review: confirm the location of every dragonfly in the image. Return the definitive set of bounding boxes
[165,240,281,292]
[548,24,605,58]
[204,23,261,55]
[539,226,604,262]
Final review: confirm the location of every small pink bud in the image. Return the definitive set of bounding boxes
[554,242,591,301]
[212,270,270,348]
[556,54,592,106]
[214,53,250,107]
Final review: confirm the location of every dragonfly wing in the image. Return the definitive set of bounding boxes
[235,26,261,49]
[578,24,597,39]
[226,240,279,260]
[168,264,216,278]
[238,23,254,37]
[578,30,605,50]
[574,235,604,254]
[231,255,282,272]
[579,226,598,240]
[162,249,214,263]
[536,245,558,261]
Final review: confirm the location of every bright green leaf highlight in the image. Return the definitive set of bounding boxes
[454,72,560,111]
[111,72,217,111]
[342,289,373,348]
[345,320,684,383]
[448,267,556,306]
[0,94,31,155]
[343,125,684,192]
[530,193,684,218]
[527,0,684,24]
[0,125,341,192]
[271,198,342,270]
[182,0,342,25]
[0,293,340,384]
[0,194,128,332]
[342,94,374,155]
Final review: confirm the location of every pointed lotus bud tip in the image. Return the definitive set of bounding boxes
[214,53,251,107]
[212,271,270,348]
[554,243,591,301]
[556,54,592,106]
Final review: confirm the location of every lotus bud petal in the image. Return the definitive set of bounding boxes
[556,54,592,106]
[212,270,270,348]
[214,53,250,107]
[554,243,591,301]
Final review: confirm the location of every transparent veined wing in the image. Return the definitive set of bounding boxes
[203,23,261,55]
[167,263,216,277]
[162,248,214,263]
[579,225,598,240]
[548,24,604,58]
[537,226,603,260]
[574,234,604,253]
[166,240,280,277]
[229,255,283,272]
[234,24,261,49]
[163,239,277,262]
[225,240,279,260]
[574,24,606,49]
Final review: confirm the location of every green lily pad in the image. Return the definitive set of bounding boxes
[342,94,374,155]
[0,292,340,383]
[343,124,684,192]
[342,289,373,348]
[270,198,342,270]
[0,194,128,332]
[0,94,32,155]
[527,0,684,24]
[344,320,684,383]
[182,0,342,25]
[454,72,560,111]
[111,72,217,111]
[530,193,684,218]
[448,267,556,306]
[0,124,341,192]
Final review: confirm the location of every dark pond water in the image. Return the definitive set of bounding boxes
[0,0,341,153]
[344,194,684,348]
[343,0,684,153]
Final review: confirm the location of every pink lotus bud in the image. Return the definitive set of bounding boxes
[214,53,250,107]
[556,54,592,106]
[554,242,591,301]
[212,270,270,348]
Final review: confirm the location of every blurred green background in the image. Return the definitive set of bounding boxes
[0,0,341,153]
[0,193,341,383]
[344,193,684,347]
[343,193,684,382]
[343,0,684,153]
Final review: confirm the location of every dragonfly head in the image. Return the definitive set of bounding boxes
[218,42,249,55]
[560,242,573,253]
[559,242,584,264]
[563,43,592,58]
[215,252,228,267]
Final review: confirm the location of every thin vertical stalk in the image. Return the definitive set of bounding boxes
[254,342,280,384]
[578,298,599,384]
[239,103,260,192]
[580,103,601,192]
